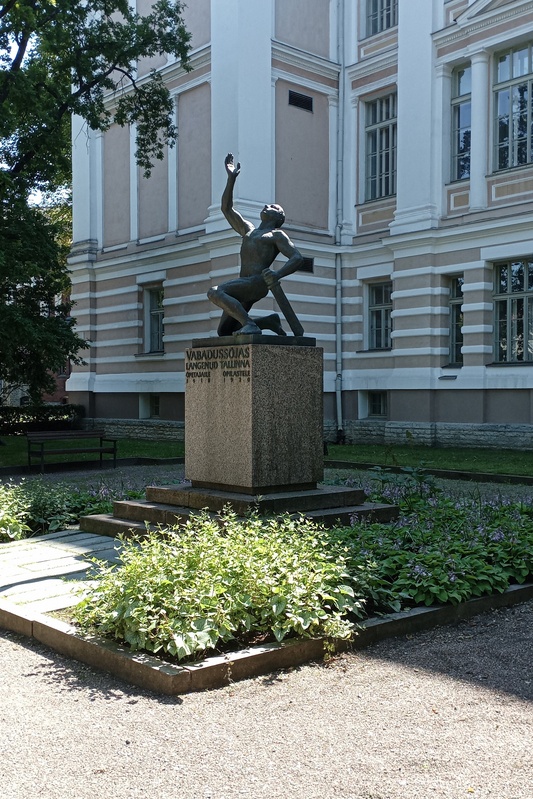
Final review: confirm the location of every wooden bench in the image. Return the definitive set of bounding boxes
[26,430,118,473]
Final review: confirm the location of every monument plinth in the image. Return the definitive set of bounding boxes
[185,336,323,494]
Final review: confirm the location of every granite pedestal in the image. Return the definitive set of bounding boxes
[184,336,322,494]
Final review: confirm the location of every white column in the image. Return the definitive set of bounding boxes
[433,63,452,220]
[129,123,138,242]
[389,0,437,235]
[94,131,104,249]
[206,0,275,232]
[72,116,98,247]
[328,94,339,235]
[168,96,178,232]
[469,49,490,212]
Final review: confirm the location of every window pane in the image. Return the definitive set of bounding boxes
[365,95,397,201]
[528,297,533,359]
[450,303,464,363]
[497,264,508,293]
[528,261,533,291]
[513,47,529,78]
[457,66,471,96]
[511,261,525,292]
[498,53,510,82]
[494,50,533,172]
[496,299,508,361]
[511,297,524,360]
[369,282,392,349]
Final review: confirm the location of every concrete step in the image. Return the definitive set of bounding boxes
[145,484,367,515]
[303,502,399,526]
[112,500,197,527]
[79,514,155,538]
[80,498,398,538]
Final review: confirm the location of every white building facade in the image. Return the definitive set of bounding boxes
[68,0,533,448]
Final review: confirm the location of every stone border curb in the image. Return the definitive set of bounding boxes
[2,583,532,695]
[324,459,533,486]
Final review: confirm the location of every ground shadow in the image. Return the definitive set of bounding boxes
[354,600,533,702]
[0,628,183,705]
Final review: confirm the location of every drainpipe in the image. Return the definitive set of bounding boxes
[334,0,345,443]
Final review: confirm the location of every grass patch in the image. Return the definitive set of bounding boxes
[326,443,533,477]
[0,435,184,469]
[3,434,530,477]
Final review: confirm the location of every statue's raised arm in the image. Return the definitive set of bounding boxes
[221,153,254,237]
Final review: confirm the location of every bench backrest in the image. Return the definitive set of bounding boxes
[26,430,108,441]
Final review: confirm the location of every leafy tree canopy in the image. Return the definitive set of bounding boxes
[0,0,191,401]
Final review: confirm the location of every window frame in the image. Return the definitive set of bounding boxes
[144,285,164,354]
[449,276,464,366]
[493,42,533,172]
[368,281,393,350]
[451,65,472,181]
[364,93,397,202]
[366,0,398,37]
[493,259,533,363]
[368,391,388,418]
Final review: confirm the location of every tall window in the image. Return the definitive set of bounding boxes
[369,282,392,349]
[147,286,164,353]
[452,66,471,180]
[365,94,397,201]
[366,0,398,36]
[449,276,464,365]
[494,259,533,362]
[494,43,533,171]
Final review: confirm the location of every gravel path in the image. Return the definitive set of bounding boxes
[2,463,532,798]
[1,601,532,799]
[11,461,533,504]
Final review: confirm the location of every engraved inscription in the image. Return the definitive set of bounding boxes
[186,346,251,383]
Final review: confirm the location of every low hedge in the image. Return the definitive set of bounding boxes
[0,404,85,435]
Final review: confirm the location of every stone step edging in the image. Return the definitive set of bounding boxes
[1,583,532,696]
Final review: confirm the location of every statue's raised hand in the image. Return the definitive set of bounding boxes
[225,153,240,178]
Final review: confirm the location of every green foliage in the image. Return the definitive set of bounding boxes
[1,0,191,399]
[1,0,191,195]
[0,477,144,539]
[0,403,85,434]
[0,481,31,540]
[73,512,368,660]
[337,492,533,608]
[0,197,87,400]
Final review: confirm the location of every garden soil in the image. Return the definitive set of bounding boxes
[1,464,532,798]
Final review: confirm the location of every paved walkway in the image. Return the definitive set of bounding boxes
[0,529,119,614]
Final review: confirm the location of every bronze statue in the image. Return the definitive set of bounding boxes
[208,154,305,337]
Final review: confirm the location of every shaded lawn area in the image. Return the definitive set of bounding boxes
[326,443,533,477]
[0,435,184,469]
[1,434,532,477]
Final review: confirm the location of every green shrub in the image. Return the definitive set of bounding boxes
[73,511,369,661]
[0,482,31,540]
[0,478,145,536]
[337,494,533,607]
[0,403,85,435]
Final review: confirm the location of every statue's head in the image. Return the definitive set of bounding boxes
[261,203,285,227]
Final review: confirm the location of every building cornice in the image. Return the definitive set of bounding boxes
[345,49,398,83]
[271,41,340,82]
[433,0,533,48]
